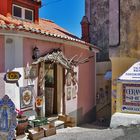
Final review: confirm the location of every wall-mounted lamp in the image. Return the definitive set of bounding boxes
[32,46,40,61]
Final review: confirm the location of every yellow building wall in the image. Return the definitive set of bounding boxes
[116,82,122,112]
[109,0,140,115]
[110,57,137,114]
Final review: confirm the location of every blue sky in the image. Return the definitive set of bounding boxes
[39,0,85,38]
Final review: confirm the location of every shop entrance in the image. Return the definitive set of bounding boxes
[44,63,63,117]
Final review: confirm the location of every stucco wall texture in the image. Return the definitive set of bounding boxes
[109,0,140,58]
[119,0,140,58]
[88,0,109,62]
[86,0,140,60]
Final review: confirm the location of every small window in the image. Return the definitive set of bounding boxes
[13,5,22,18]
[25,9,33,21]
[12,4,33,21]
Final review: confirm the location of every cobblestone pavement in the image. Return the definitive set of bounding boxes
[40,123,140,140]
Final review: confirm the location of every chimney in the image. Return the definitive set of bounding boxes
[81,16,90,43]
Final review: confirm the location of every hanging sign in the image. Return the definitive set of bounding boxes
[4,71,21,86]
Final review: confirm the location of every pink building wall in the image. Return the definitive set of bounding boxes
[78,58,96,122]
[23,37,96,123]
[23,38,62,65]
[65,46,96,123]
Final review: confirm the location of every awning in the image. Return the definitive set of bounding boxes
[104,71,112,80]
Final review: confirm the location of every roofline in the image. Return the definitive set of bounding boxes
[0,30,99,52]
[84,42,100,53]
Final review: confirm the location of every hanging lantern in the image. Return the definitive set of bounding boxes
[32,47,40,60]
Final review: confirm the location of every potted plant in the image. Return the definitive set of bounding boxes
[16,109,29,136]
[16,109,24,119]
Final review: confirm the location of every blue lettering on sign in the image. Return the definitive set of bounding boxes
[125,89,140,95]
[122,106,127,110]
[133,66,140,72]
[122,106,140,112]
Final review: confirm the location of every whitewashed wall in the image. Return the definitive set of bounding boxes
[5,36,23,109]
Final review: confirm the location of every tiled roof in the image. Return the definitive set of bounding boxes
[0,14,84,43]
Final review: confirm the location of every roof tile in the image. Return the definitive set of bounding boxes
[0,14,99,52]
[0,14,82,42]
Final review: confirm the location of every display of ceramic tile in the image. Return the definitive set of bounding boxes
[0,95,17,140]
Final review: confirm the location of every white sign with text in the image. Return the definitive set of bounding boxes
[119,61,140,81]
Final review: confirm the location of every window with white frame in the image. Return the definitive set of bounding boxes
[13,4,34,21]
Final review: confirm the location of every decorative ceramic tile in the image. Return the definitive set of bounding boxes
[20,86,33,111]
[0,95,17,140]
